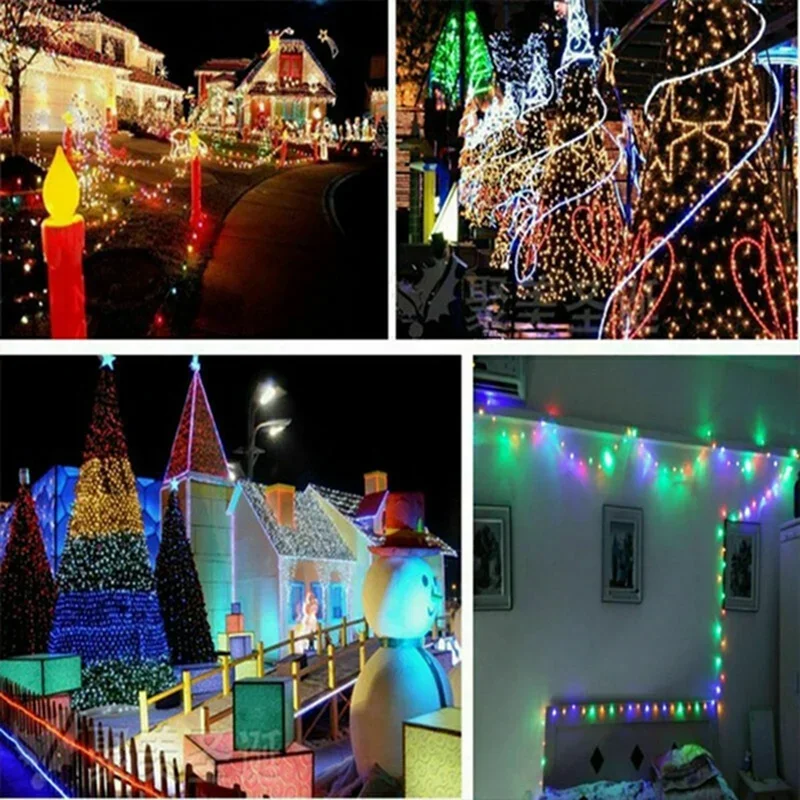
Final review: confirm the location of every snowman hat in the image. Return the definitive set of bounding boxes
[369,492,442,558]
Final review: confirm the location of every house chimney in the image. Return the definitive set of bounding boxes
[265,484,295,528]
[18,468,29,486]
[364,471,388,496]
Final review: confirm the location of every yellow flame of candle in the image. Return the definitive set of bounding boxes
[43,146,80,225]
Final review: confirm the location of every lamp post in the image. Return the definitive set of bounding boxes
[240,381,291,479]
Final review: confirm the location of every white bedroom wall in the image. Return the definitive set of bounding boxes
[474,357,798,800]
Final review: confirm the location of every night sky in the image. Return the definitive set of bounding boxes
[0,356,461,578]
[98,0,387,121]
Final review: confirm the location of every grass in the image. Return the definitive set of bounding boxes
[2,131,278,337]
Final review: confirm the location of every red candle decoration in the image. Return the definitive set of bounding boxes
[189,131,202,226]
[41,146,87,338]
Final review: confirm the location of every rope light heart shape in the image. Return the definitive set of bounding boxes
[608,222,676,339]
[571,195,623,269]
[730,220,795,339]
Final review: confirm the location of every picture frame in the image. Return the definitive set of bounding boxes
[724,520,760,612]
[602,504,643,604]
[474,505,512,610]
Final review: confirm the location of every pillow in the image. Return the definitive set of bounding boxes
[653,746,719,793]
[653,745,714,775]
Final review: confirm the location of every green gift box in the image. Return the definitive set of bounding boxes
[233,677,294,752]
[0,653,81,696]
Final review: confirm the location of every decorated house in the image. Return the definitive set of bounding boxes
[1,10,184,132]
[164,362,454,651]
[193,33,336,133]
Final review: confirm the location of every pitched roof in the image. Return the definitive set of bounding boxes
[164,368,229,482]
[350,489,457,557]
[240,39,335,94]
[234,481,355,561]
[123,67,183,93]
[196,58,254,73]
[356,491,387,519]
[308,484,362,517]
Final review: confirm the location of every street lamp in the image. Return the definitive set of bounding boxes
[239,380,291,479]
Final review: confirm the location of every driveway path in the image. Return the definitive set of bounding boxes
[193,162,383,338]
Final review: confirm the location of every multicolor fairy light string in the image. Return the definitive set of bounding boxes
[475,408,797,790]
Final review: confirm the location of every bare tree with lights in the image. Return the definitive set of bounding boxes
[0,0,95,155]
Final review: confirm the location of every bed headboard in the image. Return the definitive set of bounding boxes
[543,700,720,788]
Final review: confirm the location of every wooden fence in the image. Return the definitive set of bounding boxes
[0,679,234,798]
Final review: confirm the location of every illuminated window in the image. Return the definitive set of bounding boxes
[310,581,324,621]
[330,584,344,619]
[289,581,304,624]
[279,53,303,82]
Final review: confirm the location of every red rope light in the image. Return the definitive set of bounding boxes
[0,692,164,798]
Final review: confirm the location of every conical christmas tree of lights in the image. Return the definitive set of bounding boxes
[518,0,622,303]
[490,33,554,272]
[428,1,493,108]
[459,89,520,230]
[50,358,173,710]
[0,470,56,659]
[603,0,797,339]
[155,490,216,666]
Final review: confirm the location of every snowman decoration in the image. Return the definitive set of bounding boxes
[350,493,453,779]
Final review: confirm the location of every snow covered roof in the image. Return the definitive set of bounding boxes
[232,480,356,562]
[308,484,362,517]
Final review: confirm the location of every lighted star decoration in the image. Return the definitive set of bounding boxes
[318,29,339,59]
[600,32,618,87]
[169,478,180,492]
[99,354,116,370]
[704,83,767,174]
[190,355,201,372]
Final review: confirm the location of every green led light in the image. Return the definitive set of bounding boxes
[714,621,723,640]
[608,704,615,718]
[588,705,597,720]
[716,526,724,540]
[602,450,614,469]
[676,702,685,718]
[715,655,723,671]
[743,459,754,476]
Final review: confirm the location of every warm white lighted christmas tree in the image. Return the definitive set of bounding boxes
[602,0,797,338]
[516,0,623,303]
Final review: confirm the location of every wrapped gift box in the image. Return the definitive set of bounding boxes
[226,613,244,634]
[404,707,461,798]
[0,654,81,697]
[185,731,313,798]
[234,677,294,751]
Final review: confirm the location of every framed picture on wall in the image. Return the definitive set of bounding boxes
[724,520,760,612]
[602,505,643,604]
[474,505,512,610]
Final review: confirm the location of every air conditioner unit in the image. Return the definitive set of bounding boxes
[473,356,526,401]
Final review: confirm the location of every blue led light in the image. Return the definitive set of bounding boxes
[0,725,69,798]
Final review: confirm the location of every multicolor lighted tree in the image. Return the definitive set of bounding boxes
[602,0,797,339]
[155,490,216,666]
[49,357,173,709]
[0,470,57,658]
[0,0,96,155]
[514,0,623,303]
